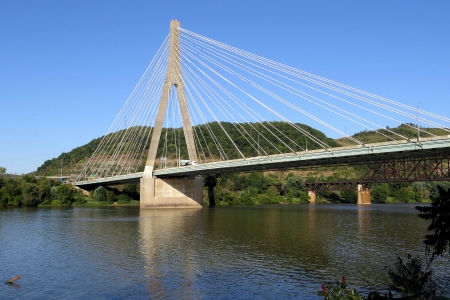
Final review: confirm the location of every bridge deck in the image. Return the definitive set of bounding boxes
[74,136,450,189]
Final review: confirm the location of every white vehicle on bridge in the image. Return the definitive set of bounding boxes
[180,160,198,166]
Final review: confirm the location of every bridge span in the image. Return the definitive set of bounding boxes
[74,136,450,190]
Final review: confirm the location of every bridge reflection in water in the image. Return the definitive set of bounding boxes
[137,205,442,298]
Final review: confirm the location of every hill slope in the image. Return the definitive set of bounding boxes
[36,122,449,176]
[36,121,339,176]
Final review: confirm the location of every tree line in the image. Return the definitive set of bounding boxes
[0,168,139,207]
[203,170,450,206]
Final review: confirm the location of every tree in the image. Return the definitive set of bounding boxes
[371,183,390,203]
[411,182,425,202]
[385,185,450,299]
[122,183,139,199]
[395,186,415,203]
[117,194,132,204]
[93,186,107,202]
[266,185,280,204]
[0,187,11,206]
[282,175,305,198]
[22,183,40,206]
[0,166,6,175]
[340,190,357,203]
[416,185,450,260]
[57,184,75,205]
[105,189,117,203]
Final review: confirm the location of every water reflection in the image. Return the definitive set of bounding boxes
[139,209,203,299]
[1,204,446,299]
[138,204,439,297]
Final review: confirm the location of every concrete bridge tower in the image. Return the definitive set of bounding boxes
[140,20,203,208]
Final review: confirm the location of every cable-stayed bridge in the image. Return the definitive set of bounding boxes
[74,20,450,208]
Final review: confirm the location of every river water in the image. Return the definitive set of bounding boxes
[0,204,448,299]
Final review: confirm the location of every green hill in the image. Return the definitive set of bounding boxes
[36,122,449,177]
[336,123,449,146]
[36,121,339,176]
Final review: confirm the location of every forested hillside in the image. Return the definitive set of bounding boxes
[36,122,449,176]
[336,123,449,146]
[36,121,339,176]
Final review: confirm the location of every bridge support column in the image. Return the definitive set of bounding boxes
[308,191,316,203]
[140,176,203,208]
[357,184,371,205]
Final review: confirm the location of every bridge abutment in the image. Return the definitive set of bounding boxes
[140,176,203,208]
[357,184,371,205]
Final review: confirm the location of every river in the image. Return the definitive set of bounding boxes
[0,204,448,299]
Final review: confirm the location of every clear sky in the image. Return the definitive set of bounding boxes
[1,0,449,174]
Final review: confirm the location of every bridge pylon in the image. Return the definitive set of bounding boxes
[140,20,203,208]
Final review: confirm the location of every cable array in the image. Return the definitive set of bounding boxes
[77,27,450,181]
[76,35,169,181]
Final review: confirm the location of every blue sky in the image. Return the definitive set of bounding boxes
[1,0,449,174]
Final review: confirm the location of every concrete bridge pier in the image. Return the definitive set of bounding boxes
[308,191,316,203]
[357,184,371,205]
[140,176,203,208]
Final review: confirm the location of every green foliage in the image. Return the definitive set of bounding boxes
[121,183,139,200]
[0,175,135,207]
[266,185,280,198]
[371,183,391,203]
[36,121,339,176]
[240,192,255,205]
[50,186,59,201]
[412,182,425,202]
[416,186,450,258]
[0,187,11,206]
[425,181,450,204]
[57,184,76,205]
[117,194,132,204]
[105,189,117,203]
[93,186,107,202]
[388,256,436,299]
[22,182,40,206]
[298,191,310,203]
[394,186,415,203]
[339,124,449,146]
[282,175,306,197]
[340,190,357,203]
[317,277,365,300]
[72,197,88,206]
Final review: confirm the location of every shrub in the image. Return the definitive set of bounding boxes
[117,194,132,204]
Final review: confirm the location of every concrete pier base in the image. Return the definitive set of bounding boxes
[357,184,371,205]
[308,190,316,203]
[140,176,203,208]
